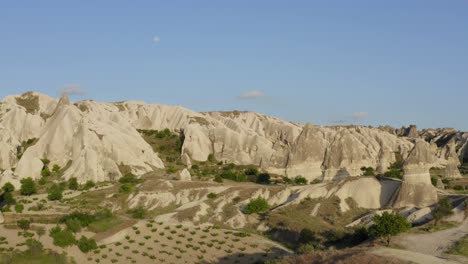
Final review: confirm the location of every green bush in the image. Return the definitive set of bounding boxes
[384,161,404,179]
[368,212,411,245]
[77,236,98,253]
[207,193,217,199]
[191,164,200,170]
[214,175,223,183]
[311,178,321,184]
[2,182,15,192]
[41,167,51,177]
[20,177,37,196]
[3,192,16,205]
[360,167,376,176]
[433,198,453,226]
[294,176,308,185]
[68,177,79,190]
[454,185,464,191]
[207,154,216,163]
[118,173,140,184]
[244,197,270,214]
[119,183,133,193]
[83,180,95,190]
[14,204,24,213]
[65,218,82,233]
[47,183,63,201]
[431,177,438,187]
[52,164,61,172]
[50,226,76,248]
[244,167,258,176]
[17,219,31,231]
[127,207,146,219]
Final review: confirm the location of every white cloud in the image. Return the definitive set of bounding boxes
[351,112,369,120]
[59,84,86,96]
[152,36,161,44]
[237,90,265,99]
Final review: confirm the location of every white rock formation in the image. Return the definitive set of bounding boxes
[394,140,439,208]
[177,169,192,181]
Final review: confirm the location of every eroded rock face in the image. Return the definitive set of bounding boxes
[394,140,438,208]
[0,92,462,186]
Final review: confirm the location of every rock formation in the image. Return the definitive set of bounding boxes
[0,92,463,187]
[394,140,439,208]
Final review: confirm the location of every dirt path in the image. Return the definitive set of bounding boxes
[372,247,459,264]
[397,218,468,257]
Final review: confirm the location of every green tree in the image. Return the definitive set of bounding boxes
[368,212,411,245]
[256,173,271,184]
[127,207,146,219]
[47,184,63,201]
[3,191,16,205]
[433,198,454,226]
[82,180,95,190]
[244,197,270,214]
[384,161,404,179]
[20,177,37,196]
[68,177,79,190]
[2,182,15,192]
[50,226,76,248]
[77,236,98,253]
[245,167,259,176]
[119,183,133,193]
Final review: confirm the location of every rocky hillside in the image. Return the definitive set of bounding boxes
[0,92,464,188]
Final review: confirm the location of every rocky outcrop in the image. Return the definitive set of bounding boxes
[0,91,461,186]
[442,144,462,179]
[394,140,438,208]
[177,169,191,181]
[398,125,419,138]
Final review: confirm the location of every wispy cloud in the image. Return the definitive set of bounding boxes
[237,90,265,99]
[59,84,86,96]
[351,112,369,120]
[152,36,161,44]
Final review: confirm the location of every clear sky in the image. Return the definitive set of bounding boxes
[1,1,467,130]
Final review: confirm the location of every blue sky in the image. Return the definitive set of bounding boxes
[1,1,467,130]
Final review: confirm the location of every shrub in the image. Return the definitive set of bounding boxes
[17,219,31,231]
[20,177,36,195]
[41,167,51,177]
[47,184,63,201]
[119,173,140,184]
[38,177,47,185]
[454,185,464,191]
[368,212,411,245]
[2,182,15,192]
[207,193,217,199]
[384,161,404,179]
[360,167,376,176]
[256,173,271,184]
[50,226,76,247]
[77,236,98,253]
[127,207,146,219]
[68,177,79,190]
[52,164,61,172]
[294,175,308,185]
[41,158,50,165]
[244,197,270,214]
[14,204,24,213]
[311,178,321,184]
[214,175,223,183]
[245,167,258,176]
[191,164,200,170]
[36,226,46,238]
[431,177,438,187]
[83,180,95,190]
[3,192,16,205]
[207,154,216,163]
[433,198,454,226]
[65,218,82,233]
[119,183,133,193]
